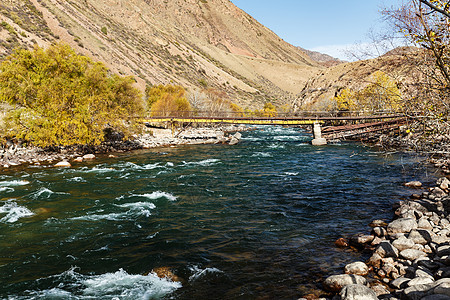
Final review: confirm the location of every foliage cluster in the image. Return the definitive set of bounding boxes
[146,85,191,117]
[0,43,144,147]
[334,71,402,113]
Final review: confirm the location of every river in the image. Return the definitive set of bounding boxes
[0,126,436,299]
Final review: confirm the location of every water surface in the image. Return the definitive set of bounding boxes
[0,127,436,299]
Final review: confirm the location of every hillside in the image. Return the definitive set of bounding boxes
[297,47,345,67]
[0,0,323,109]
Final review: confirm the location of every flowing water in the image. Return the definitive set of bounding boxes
[0,127,437,299]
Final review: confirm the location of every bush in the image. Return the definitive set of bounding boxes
[0,43,144,147]
[147,85,191,117]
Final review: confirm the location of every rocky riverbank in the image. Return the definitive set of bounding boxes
[313,177,450,300]
[0,125,245,169]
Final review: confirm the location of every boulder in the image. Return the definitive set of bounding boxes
[437,245,450,257]
[367,253,383,268]
[405,181,423,188]
[390,277,411,289]
[418,217,433,230]
[438,177,450,190]
[393,236,416,251]
[400,249,426,261]
[387,218,418,235]
[375,241,399,258]
[340,284,377,300]
[408,277,435,287]
[228,137,239,145]
[323,274,367,292]
[54,161,71,167]
[344,262,369,276]
[408,229,433,245]
[432,187,447,198]
[83,154,96,160]
[372,227,387,237]
[73,157,83,162]
[402,284,433,300]
[421,295,450,300]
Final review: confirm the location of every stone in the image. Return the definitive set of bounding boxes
[393,236,416,251]
[438,177,450,190]
[311,138,327,146]
[83,154,96,160]
[335,238,349,248]
[408,277,435,287]
[339,284,377,300]
[233,132,242,140]
[229,137,239,145]
[421,295,450,300]
[400,249,426,261]
[367,253,383,268]
[434,281,450,297]
[373,227,387,237]
[405,181,423,188]
[387,218,418,235]
[344,262,369,276]
[371,236,384,246]
[108,154,117,158]
[432,187,447,198]
[418,217,434,230]
[152,267,181,282]
[73,157,83,162]
[408,229,433,245]
[390,277,411,289]
[375,241,399,258]
[370,220,388,227]
[370,284,391,297]
[323,274,367,292]
[436,245,450,257]
[355,235,374,245]
[403,284,433,300]
[54,161,71,168]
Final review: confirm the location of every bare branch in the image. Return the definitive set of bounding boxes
[419,0,450,18]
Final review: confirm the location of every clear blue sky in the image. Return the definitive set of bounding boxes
[230,0,403,60]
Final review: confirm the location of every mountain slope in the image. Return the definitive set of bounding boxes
[0,0,323,108]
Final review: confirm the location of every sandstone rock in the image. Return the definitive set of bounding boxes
[340,284,377,300]
[375,241,399,258]
[344,262,369,276]
[400,249,426,261]
[323,274,367,292]
[393,236,416,251]
[387,218,418,235]
[405,181,423,188]
[54,161,71,168]
[83,154,96,160]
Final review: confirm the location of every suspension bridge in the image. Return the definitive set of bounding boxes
[143,111,407,145]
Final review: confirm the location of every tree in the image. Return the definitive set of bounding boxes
[147,85,191,117]
[0,43,144,147]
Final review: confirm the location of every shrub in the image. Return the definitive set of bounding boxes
[147,85,191,117]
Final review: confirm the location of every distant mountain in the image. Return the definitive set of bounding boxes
[0,0,322,108]
[297,47,346,67]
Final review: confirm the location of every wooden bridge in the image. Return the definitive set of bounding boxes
[144,111,407,145]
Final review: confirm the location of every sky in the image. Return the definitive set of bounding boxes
[230,0,404,60]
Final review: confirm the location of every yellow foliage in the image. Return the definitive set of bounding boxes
[0,43,144,147]
[148,85,191,117]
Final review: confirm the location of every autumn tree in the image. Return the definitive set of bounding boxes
[0,43,144,147]
[147,85,191,117]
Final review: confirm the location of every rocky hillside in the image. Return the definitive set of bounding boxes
[0,0,323,108]
[298,47,345,67]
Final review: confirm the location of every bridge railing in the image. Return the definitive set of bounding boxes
[145,110,404,120]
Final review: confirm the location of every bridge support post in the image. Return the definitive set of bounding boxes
[311,122,327,146]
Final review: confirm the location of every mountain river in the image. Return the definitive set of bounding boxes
[0,126,437,299]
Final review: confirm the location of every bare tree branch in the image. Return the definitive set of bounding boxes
[419,0,450,18]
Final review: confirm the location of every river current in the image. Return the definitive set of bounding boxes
[0,126,436,299]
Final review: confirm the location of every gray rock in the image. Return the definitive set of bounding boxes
[400,249,426,261]
[373,227,387,237]
[390,277,411,289]
[323,274,367,292]
[370,284,391,297]
[340,284,377,300]
[355,235,375,245]
[228,137,239,145]
[408,277,435,287]
[233,132,242,140]
[421,295,450,300]
[418,217,434,230]
[344,262,369,276]
[393,236,416,251]
[434,281,450,297]
[367,253,383,268]
[376,241,399,258]
[403,284,433,300]
[432,187,447,198]
[387,218,418,235]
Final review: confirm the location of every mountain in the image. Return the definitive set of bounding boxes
[297,47,345,67]
[0,0,323,108]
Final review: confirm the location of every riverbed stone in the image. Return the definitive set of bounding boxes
[421,295,450,300]
[353,235,374,245]
[83,154,96,160]
[408,277,435,287]
[393,236,415,251]
[390,277,411,289]
[54,161,71,167]
[405,181,423,188]
[323,274,367,292]
[73,157,83,162]
[375,241,399,258]
[408,229,433,245]
[373,226,387,237]
[344,262,369,276]
[437,245,450,257]
[370,220,388,227]
[387,218,418,235]
[438,177,450,190]
[339,284,377,300]
[418,217,434,230]
[367,253,383,268]
[400,249,426,261]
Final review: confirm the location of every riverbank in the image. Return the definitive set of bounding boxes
[314,175,450,300]
[0,125,245,169]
